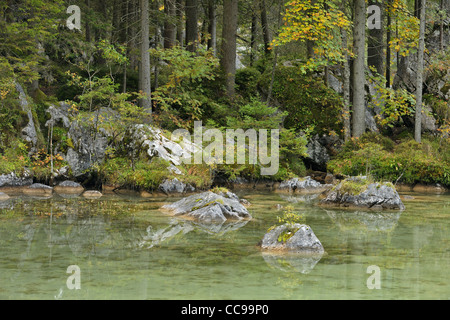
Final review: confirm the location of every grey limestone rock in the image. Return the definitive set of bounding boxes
[261,223,324,254]
[162,191,251,223]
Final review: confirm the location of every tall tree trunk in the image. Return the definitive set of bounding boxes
[250,10,257,66]
[386,0,392,87]
[260,0,271,56]
[352,0,366,137]
[221,0,238,98]
[207,0,217,56]
[368,0,384,76]
[185,0,198,52]
[85,0,92,42]
[139,0,152,121]
[176,0,184,46]
[440,0,444,51]
[415,0,426,143]
[342,26,351,141]
[164,0,177,48]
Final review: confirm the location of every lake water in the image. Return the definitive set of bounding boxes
[0,190,449,300]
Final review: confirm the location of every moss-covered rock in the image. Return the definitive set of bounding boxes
[320,176,405,210]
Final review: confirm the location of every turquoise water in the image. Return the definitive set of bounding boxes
[0,191,449,300]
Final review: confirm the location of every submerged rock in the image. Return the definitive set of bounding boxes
[0,192,10,201]
[82,190,103,199]
[54,181,84,195]
[161,191,251,223]
[23,183,53,196]
[261,223,324,254]
[321,177,405,210]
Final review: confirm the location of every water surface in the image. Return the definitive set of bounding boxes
[0,191,449,300]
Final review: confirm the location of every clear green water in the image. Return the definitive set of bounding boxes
[0,191,449,300]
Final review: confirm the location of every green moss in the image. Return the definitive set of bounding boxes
[191,198,225,211]
[336,178,372,195]
[210,186,229,194]
[277,226,299,243]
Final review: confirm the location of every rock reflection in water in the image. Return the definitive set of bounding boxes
[262,251,323,274]
[326,210,402,232]
[279,193,319,204]
[138,218,249,248]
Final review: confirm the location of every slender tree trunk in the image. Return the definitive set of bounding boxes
[221,0,238,98]
[267,0,283,105]
[139,0,152,121]
[85,0,92,42]
[176,0,184,46]
[440,0,444,51]
[185,0,198,52]
[342,26,351,141]
[352,0,366,137]
[415,0,426,143]
[386,0,392,87]
[260,0,271,56]
[207,0,217,56]
[250,10,257,66]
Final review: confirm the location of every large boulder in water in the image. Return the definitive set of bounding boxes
[277,176,331,194]
[320,177,405,210]
[161,191,251,223]
[260,223,324,254]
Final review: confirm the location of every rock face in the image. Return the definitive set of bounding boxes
[127,124,201,175]
[277,176,331,194]
[65,108,117,177]
[158,178,195,195]
[0,172,33,188]
[161,191,251,223]
[321,178,405,210]
[261,223,324,254]
[305,134,343,171]
[16,83,39,154]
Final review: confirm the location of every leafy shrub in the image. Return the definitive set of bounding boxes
[328,133,450,187]
[0,140,30,175]
[99,157,172,191]
[235,67,261,98]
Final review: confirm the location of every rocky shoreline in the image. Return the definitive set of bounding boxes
[0,170,447,198]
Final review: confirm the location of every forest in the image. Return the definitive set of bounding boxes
[0,0,449,192]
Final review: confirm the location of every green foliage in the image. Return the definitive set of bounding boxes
[259,66,343,136]
[235,67,261,98]
[277,205,305,226]
[0,139,30,175]
[328,133,450,187]
[99,157,172,191]
[151,45,220,130]
[267,205,306,243]
[30,149,68,182]
[368,70,416,128]
[210,186,230,194]
[335,177,373,195]
[273,0,351,73]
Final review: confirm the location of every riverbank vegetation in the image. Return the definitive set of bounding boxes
[0,0,449,191]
